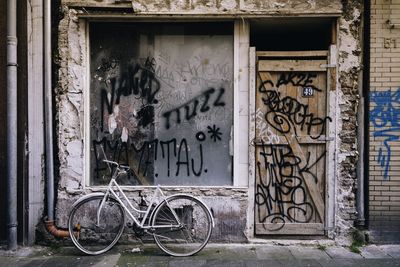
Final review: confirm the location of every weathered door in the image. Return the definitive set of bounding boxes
[254,51,331,235]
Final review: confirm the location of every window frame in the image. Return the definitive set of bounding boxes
[82,19,249,189]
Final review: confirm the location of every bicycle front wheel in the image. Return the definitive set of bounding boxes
[68,195,125,255]
[152,195,212,257]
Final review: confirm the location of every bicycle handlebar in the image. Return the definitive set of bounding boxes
[103,159,119,166]
[103,160,131,171]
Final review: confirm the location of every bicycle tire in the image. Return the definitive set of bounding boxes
[68,194,125,255]
[152,195,212,257]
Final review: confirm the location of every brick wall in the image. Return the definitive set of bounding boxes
[369,0,400,243]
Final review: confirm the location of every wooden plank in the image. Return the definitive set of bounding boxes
[254,59,329,235]
[297,136,331,143]
[324,49,335,229]
[316,144,326,223]
[313,73,323,224]
[255,223,324,235]
[248,47,257,237]
[259,72,325,222]
[285,76,303,223]
[252,136,329,145]
[254,69,265,228]
[286,126,324,221]
[331,20,337,45]
[255,71,282,230]
[307,75,319,224]
[258,60,327,72]
[276,74,291,223]
[329,45,337,91]
[256,51,328,58]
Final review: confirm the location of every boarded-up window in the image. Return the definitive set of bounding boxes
[89,22,233,186]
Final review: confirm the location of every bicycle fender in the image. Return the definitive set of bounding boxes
[70,193,106,209]
[164,194,215,228]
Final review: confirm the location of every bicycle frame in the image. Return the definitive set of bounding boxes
[69,157,215,256]
[97,167,182,231]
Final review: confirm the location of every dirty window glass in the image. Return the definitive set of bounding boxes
[89,22,233,186]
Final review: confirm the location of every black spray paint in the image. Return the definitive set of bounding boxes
[255,143,326,231]
[162,87,225,129]
[92,129,215,182]
[100,57,160,131]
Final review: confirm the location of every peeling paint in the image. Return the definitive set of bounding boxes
[54,0,363,242]
[336,0,363,241]
[62,0,342,14]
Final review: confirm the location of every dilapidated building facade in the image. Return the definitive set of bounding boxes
[53,0,363,243]
[2,0,400,247]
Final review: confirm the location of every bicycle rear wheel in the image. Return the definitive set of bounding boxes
[152,195,212,256]
[68,195,125,255]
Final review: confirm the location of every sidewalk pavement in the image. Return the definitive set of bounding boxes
[0,243,399,267]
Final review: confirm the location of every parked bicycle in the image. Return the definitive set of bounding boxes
[68,159,214,257]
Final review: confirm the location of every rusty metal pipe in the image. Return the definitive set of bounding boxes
[43,0,69,240]
[43,0,76,241]
[44,220,70,238]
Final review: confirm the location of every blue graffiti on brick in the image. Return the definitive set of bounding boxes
[370,88,400,180]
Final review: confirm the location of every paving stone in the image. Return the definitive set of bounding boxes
[122,261,167,267]
[168,259,207,267]
[195,246,257,261]
[128,245,169,263]
[0,246,45,258]
[117,254,149,266]
[326,259,400,267]
[325,246,363,259]
[255,245,294,260]
[279,259,324,267]
[289,246,331,260]
[0,258,34,267]
[353,259,400,267]
[93,253,120,267]
[205,259,247,267]
[1,244,400,267]
[321,259,359,267]
[244,259,284,267]
[379,245,400,258]
[21,259,48,267]
[360,245,391,259]
[40,256,100,267]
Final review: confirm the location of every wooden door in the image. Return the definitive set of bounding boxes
[254,52,331,235]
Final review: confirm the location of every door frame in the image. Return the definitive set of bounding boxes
[247,47,338,238]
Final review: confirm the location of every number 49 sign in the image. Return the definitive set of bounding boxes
[302,86,314,97]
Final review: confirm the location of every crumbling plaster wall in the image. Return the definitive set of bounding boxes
[63,0,341,14]
[336,0,363,244]
[54,0,362,242]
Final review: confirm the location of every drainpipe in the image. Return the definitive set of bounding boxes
[363,0,371,228]
[356,95,366,227]
[356,0,370,228]
[43,0,69,238]
[6,0,18,250]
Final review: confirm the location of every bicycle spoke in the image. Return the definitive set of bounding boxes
[157,207,179,224]
[152,195,212,256]
[69,185,212,258]
[68,195,125,255]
